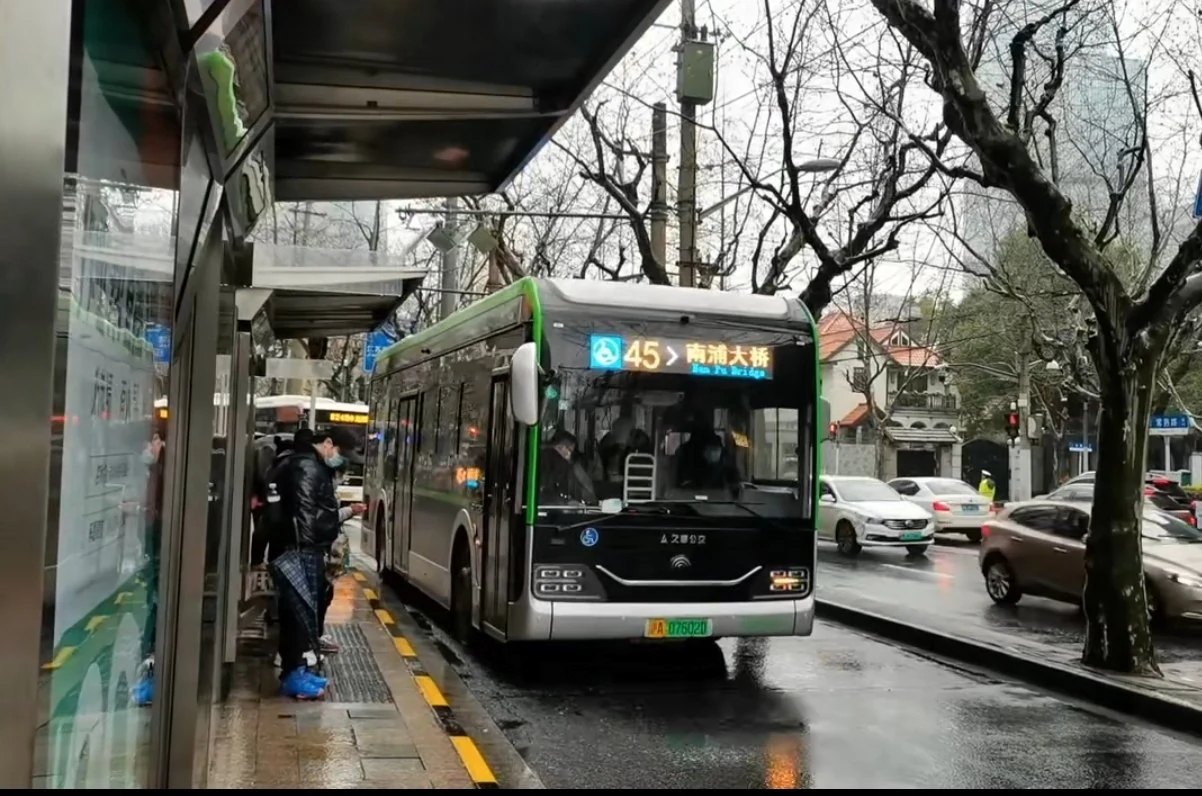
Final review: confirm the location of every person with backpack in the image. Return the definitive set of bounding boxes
[250,432,304,567]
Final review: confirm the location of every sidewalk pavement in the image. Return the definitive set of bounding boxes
[818,587,1202,719]
[208,572,487,789]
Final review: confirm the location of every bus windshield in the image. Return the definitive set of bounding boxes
[537,367,807,519]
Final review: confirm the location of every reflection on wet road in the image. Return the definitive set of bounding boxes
[398,598,1202,788]
[818,536,1202,678]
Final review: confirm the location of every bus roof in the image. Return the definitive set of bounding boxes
[375,277,815,372]
[153,394,368,413]
[253,394,368,413]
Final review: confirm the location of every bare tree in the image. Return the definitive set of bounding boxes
[680,0,956,309]
[555,101,673,284]
[460,173,629,289]
[868,0,1202,674]
[549,1,957,305]
[553,85,758,286]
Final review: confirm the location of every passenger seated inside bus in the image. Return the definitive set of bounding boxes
[539,429,597,505]
[596,417,653,484]
[674,420,741,493]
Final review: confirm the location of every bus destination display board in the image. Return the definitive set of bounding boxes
[588,334,773,380]
[322,410,369,424]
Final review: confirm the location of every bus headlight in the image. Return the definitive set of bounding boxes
[758,568,811,598]
[532,564,605,600]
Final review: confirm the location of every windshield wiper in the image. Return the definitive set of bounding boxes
[620,501,699,516]
[547,501,693,534]
[694,500,797,531]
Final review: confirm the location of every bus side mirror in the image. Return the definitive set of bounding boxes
[511,342,540,426]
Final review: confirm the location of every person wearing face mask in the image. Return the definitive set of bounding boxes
[270,426,363,699]
[539,429,596,504]
[677,422,738,492]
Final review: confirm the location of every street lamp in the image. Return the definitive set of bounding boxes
[697,158,841,221]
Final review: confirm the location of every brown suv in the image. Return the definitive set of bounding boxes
[979,500,1202,622]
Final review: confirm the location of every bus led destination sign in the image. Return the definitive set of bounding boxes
[324,411,369,424]
[588,334,773,380]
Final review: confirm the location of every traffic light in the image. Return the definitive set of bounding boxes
[1005,409,1021,441]
[828,422,839,440]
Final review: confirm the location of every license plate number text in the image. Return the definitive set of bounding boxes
[645,618,713,639]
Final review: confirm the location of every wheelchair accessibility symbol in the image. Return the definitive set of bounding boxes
[580,527,600,547]
[589,335,624,370]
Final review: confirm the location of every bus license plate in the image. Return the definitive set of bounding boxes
[645,618,712,639]
[900,532,925,542]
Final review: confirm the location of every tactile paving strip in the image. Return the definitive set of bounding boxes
[321,623,394,703]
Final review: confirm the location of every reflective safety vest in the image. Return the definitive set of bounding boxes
[978,477,996,502]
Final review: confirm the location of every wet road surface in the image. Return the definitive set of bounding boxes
[818,535,1202,682]
[390,588,1202,789]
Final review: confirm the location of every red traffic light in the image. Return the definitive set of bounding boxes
[1007,412,1019,427]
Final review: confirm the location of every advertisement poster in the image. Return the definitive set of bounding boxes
[45,287,159,789]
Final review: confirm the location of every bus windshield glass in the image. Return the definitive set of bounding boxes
[537,324,813,520]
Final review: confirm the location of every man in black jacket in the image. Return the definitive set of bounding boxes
[271,426,362,699]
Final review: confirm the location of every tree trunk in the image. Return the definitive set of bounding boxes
[873,431,887,479]
[1081,352,1160,675]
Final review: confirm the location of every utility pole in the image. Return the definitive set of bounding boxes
[650,102,668,271]
[486,247,504,294]
[439,196,459,321]
[1011,355,1033,501]
[676,0,699,288]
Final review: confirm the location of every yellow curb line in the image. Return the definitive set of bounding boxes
[359,575,500,788]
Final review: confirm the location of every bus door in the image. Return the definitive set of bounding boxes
[365,391,394,568]
[482,375,516,633]
[391,392,419,574]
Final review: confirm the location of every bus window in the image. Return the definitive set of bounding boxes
[538,367,804,517]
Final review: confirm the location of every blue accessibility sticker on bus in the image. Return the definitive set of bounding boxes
[580,527,599,547]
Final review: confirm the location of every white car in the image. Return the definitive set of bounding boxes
[887,477,993,542]
[818,475,935,557]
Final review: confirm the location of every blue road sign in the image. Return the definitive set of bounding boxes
[1194,171,1202,219]
[363,328,396,374]
[145,324,171,365]
[1068,442,1093,453]
[1150,414,1191,432]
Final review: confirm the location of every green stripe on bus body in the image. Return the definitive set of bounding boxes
[373,279,537,374]
[524,281,544,528]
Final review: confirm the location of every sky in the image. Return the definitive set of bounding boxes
[103,0,1202,322]
[461,0,1202,310]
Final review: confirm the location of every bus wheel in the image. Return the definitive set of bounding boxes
[450,543,473,644]
[375,516,386,574]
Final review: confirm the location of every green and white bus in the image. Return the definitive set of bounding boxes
[363,277,820,643]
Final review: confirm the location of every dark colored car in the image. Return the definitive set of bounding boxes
[1052,473,1195,525]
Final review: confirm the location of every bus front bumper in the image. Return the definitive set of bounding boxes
[507,595,815,641]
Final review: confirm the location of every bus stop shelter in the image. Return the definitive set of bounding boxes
[1,0,669,788]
